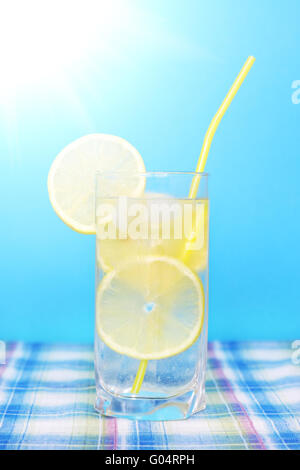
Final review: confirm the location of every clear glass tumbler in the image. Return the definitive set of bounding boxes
[94,172,209,420]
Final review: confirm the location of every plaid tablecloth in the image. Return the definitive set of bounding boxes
[0,341,299,450]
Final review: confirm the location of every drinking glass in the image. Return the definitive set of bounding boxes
[94,172,209,420]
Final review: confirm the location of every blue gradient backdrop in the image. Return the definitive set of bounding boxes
[0,0,299,342]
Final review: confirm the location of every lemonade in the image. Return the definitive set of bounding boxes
[47,57,255,420]
[47,135,209,419]
[94,173,209,419]
[48,56,255,420]
[48,59,256,421]
[48,133,210,419]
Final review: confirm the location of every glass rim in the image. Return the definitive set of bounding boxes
[95,170,209,177]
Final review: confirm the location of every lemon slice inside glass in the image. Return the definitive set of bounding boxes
[48,134,145,234]
[96,256,205,360]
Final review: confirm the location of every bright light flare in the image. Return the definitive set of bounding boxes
[0,0,129,94]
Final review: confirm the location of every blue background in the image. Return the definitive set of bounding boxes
[0,0,299,343]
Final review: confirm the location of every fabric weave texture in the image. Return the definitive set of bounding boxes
[0,341,299,450]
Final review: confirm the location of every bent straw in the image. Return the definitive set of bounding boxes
[131,56,256,395]
[188,56,256,198]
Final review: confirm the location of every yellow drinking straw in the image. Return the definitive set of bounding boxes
[131,56,256,395]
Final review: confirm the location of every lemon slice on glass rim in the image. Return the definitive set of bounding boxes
[96,255,205,360]
[48,134,145,234]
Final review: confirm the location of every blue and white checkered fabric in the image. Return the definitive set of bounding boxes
[0,341,299,449]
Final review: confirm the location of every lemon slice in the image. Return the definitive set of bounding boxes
[48,134,145,234]
[96,256,205,360]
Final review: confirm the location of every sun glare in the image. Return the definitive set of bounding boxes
[0,0,129,96]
